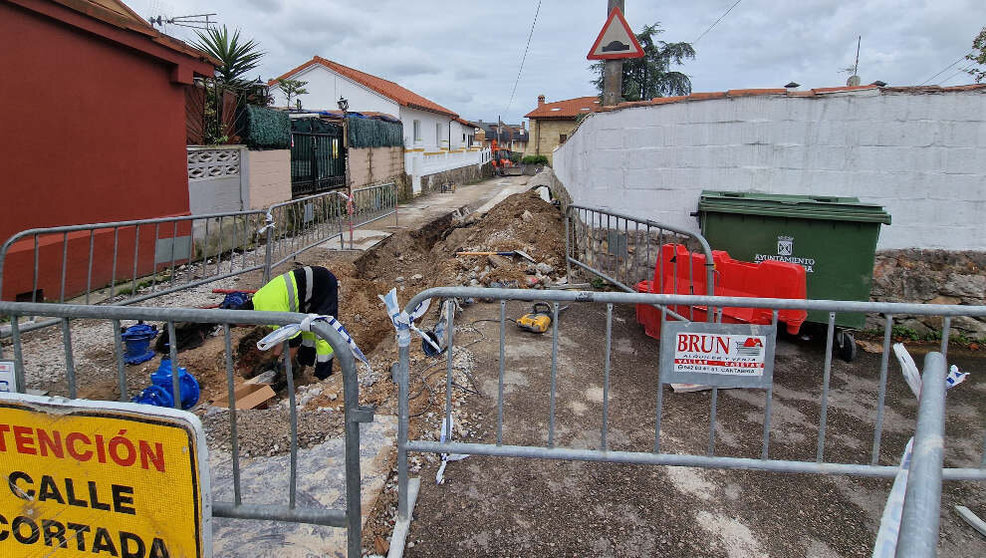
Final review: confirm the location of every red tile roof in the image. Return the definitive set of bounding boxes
[590,84,986,113]
[26,0,219,68]
[525,96,601,119]
[271,56,458,118]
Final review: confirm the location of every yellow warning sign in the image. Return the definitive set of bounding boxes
[0,394,209,557]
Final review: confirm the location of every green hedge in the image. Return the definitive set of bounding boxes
[241,105,290,149]
[348,116,403,148]
[521,154,549,165]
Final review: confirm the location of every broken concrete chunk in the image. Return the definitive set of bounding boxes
[395,276,405,283]
[521,210,533,222]
[488,254,512,269]
[411,274,423,282]
[535,262,554,275]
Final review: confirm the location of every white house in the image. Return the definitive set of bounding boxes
[269,56,488,194]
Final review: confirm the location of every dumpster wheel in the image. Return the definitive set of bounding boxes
[835,330,857,362]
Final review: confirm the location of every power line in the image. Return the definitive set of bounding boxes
[694,0,744,44]
[505,0,542,117]
[939,66,972,85]
[919,53,971,86]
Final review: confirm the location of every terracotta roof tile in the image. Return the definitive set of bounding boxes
[45,0,218,66]
[525,96,601,119]
[811,85,879,94]
[726,88,787,97]
[271,56,458,118]
[529,83,986,119]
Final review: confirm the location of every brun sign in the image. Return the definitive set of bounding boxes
[0,393,211,557]
[659,321,777,390]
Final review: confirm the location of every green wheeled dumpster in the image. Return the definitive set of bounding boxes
[697,191,891,357]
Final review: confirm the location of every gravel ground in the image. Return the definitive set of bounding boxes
[374,300,986,558]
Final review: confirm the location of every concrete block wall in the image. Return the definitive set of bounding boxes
[349,147,404,189]
[244,149,291,209]
[553,88,986,250]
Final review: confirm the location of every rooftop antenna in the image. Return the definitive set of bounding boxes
[148,13,217,31]
[844,35,862,86]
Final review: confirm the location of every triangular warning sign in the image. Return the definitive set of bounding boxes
[587,7,645,60]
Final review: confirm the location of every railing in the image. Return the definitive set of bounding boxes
[566,204,716,296]
[390,287,986,554]
[0,301,368,557]
[0,183,398,334]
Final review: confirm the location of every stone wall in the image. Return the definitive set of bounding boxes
[419,162,493,196]
[871,250,986,338]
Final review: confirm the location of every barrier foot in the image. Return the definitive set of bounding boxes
[387,477,420,558]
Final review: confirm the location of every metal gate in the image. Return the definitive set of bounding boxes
[392,286,986,555]
[291,119,346,197]
[0,301,369,557]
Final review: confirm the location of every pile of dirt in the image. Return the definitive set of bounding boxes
[352,190,566,302]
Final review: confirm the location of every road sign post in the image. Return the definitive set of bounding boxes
[588,2,645,106]
[0,393,211,557]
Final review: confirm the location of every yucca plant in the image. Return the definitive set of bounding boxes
[193,26,266,144]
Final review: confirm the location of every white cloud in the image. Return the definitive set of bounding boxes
[128,0,986,122]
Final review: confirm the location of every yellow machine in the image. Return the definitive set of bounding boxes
[517,302,558,333]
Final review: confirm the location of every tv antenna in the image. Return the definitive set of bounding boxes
[148,13,217,31]
[842,36,862,86]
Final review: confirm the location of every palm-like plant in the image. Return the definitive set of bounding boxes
[191,26,265,144]
[193,26,265,91]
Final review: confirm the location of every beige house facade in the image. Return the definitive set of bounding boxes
[524,95,600,165]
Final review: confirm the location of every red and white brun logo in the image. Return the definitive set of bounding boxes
[676,334,730,354]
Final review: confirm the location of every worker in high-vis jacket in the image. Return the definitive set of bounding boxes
[240,266,339,379]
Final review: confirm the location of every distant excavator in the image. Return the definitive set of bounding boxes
[490,139,514,175]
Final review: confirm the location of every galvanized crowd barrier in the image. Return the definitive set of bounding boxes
[0,301,368,558]
[393,287,986,555]
[0,183,398,335]
[565,204,716,297]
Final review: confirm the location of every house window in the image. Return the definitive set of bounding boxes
[436,123,443,146]
[559,133,568,144]
[413,120,421,142]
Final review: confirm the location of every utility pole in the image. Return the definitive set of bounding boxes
[603,0,625,106]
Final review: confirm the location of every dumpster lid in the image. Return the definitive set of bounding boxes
[698,191,891,224]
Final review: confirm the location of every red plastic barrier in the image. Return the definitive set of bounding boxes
[635,244,807,338]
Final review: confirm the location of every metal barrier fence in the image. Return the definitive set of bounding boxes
[393,287,986,554]
[0,301,368,557]
[0,183,398,334]
[565,204,716,297]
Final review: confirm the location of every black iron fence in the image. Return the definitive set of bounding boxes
[290,119,346,197]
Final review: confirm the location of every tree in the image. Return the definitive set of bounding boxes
[192,26,265,143]
[966,27,986,83]
[278,79,309,109]
[591,23,696,101]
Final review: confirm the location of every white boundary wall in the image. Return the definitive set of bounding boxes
[553,88,986,250]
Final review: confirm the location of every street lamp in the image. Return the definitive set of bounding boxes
[337,96,351,205]
[254,76,270,106]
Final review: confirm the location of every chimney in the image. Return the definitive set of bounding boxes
[537,94,545,106]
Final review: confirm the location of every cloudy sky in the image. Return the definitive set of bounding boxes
[131,0,984,123]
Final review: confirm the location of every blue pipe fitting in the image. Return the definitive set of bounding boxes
[131,357,200,410]
[120,322,158,365]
